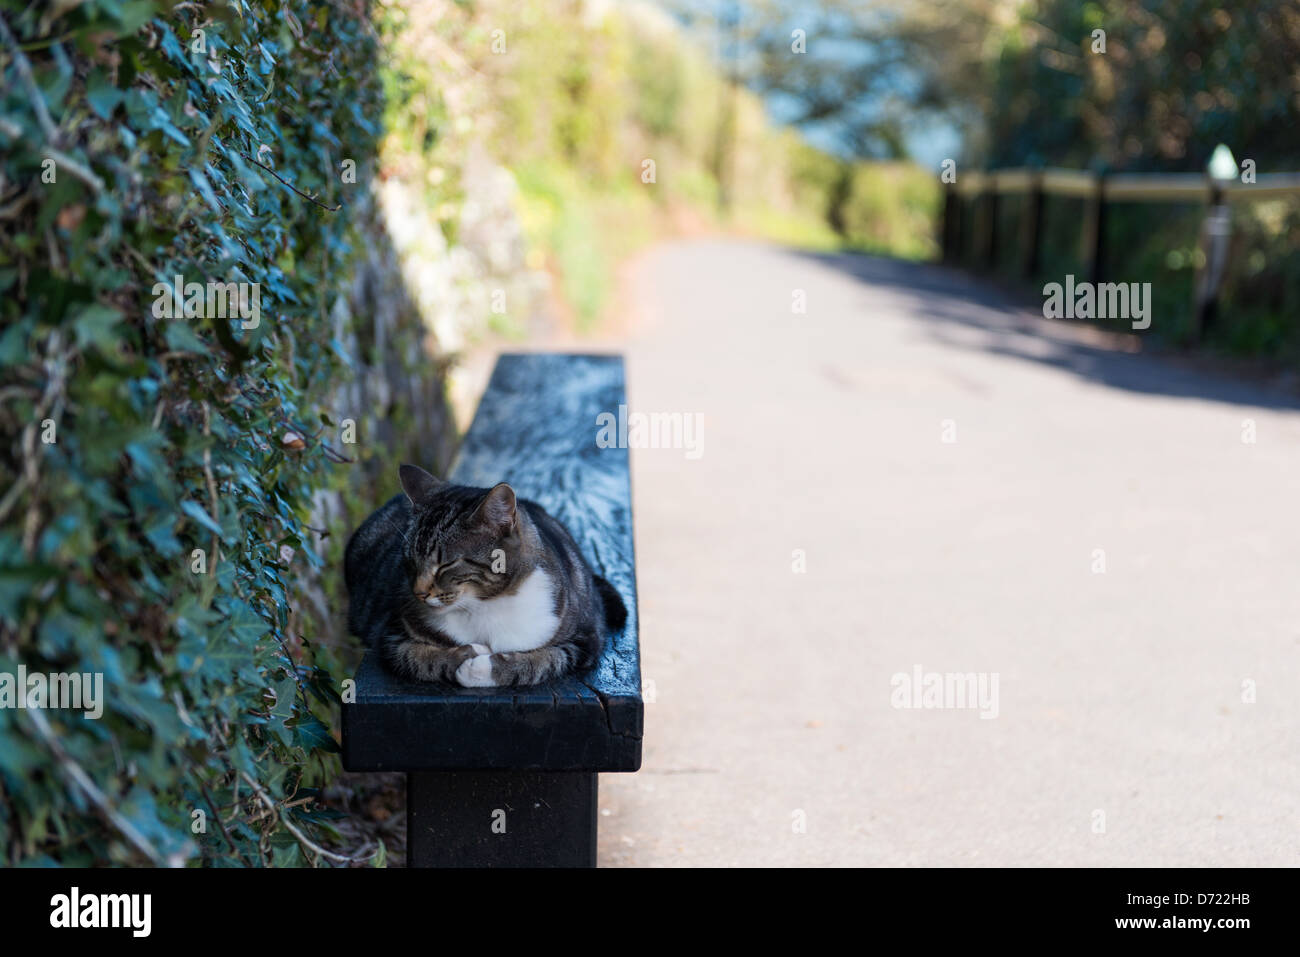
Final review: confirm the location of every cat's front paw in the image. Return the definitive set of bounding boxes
[455,653,497,688]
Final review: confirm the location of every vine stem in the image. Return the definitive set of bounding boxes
[0,13,105,194]
[201,401,220,575]
[26,709,177,866]
[243,154,342,211]
[0,12,57,141]
[238,772,375,866]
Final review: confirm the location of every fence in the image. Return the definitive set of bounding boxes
[941,168,1300,340]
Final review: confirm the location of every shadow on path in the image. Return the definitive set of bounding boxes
[792,249,1300,413]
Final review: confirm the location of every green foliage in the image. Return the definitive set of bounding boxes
[833,162,941,261]
[983,1,1300,174]
[0,0,390,865]
[514,160,654,330]
[975,1,1300,354]
[1216,199,1300,359]
[399,0,851,328]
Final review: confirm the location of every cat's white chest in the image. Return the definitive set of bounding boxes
[434,569,559,653]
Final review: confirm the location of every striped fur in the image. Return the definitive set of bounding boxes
[344,464,625,687]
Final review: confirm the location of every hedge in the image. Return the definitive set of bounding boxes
[0,0,428,866]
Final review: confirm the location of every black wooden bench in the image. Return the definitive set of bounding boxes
[341,353,643,867]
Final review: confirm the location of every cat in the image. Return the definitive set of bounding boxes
[344,464,627,688]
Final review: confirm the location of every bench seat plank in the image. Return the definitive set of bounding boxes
[342,353,643,772]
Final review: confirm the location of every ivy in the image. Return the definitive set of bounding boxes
[0,0,395,865]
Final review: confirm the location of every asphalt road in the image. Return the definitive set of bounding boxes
[595,239,1300,866]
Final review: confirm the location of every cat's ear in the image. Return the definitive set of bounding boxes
[399,464,443,506]
[476,482,517,532]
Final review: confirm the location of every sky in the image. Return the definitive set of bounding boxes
[645,0,965,168]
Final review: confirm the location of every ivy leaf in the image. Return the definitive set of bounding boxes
[164,321,208,353]
[86,71,124,119]
[224,600,269,646]
[268,675,297,747]
[111,0,159,37]
[180,500,223,538]
[71,303,124,351]
[291,713,339,753]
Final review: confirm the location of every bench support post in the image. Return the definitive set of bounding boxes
[406,771,598,868]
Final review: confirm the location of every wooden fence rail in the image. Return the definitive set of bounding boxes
[941,167,1300,339]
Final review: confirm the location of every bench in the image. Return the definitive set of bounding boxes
[341,353,643,867]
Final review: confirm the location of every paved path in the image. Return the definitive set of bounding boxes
[595,238,1300,866]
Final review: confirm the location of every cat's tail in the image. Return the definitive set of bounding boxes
[593,575,628,634]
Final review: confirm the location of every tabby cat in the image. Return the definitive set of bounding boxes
[345,464,626,687]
